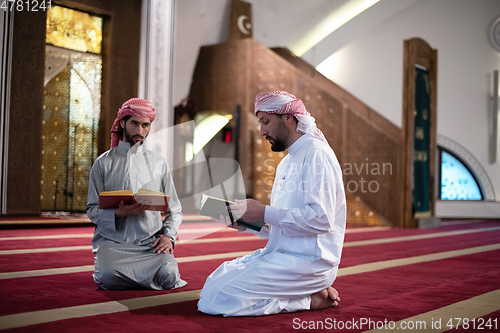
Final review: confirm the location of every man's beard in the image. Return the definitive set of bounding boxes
[266,121,288,152]
[124,128,146,146]
[266,119,290,152]
[267,135,286,152]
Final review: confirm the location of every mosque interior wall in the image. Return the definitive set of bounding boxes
[320,0,500,203]
[173,0,500,217]
[188,38,401,227]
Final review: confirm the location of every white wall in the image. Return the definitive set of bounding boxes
[318,0,500,202]
[172,0,500,208]
[172,0,352,107]
[172,0,231,107]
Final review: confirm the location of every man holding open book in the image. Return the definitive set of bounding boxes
[86,98,186,290]
[198,91,346,316]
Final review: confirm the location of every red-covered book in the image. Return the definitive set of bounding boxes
[99,189,170,212]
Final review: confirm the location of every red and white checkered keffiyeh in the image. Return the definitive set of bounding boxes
[254,91,328,145]
[110,98,156,148]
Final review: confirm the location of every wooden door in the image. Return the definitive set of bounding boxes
[401,38,438,228]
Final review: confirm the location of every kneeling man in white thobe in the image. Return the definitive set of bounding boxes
[198,91,346,316]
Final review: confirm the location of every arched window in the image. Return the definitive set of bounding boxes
[439,148,483,200]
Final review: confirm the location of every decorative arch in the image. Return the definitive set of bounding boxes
[437,134,495,201]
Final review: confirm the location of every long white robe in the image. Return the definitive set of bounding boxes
[198,134,346,316]
[86,140,187,290]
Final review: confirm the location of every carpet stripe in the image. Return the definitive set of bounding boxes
[344,226,391,233]
[342,226,500,247]
[0,226,392,242]
[0,228,236,242]
[179,227,235,234]
[0,219,90,225]
[338,243,500,276]
[179,236,260,244]
[0,251,253,280]
[0,216,211,225]
[0,234,94,241]
[363,289,500,333]
[2,226,498,255]
[0,245,93,255]
[176,251,252,263]
[0,244,499,329]
[0,289,201,330]
[0,265,96,280]
[0,238,262,254]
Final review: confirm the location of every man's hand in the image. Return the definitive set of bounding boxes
[211,215,247,231]
[229,199,265,222]
[153,236,174,254]
[115,201,147,217]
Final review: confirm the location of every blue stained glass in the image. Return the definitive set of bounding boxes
[441,151,482,200]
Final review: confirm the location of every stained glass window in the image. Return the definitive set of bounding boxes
[46,5,103,54]
[42,6,102,212]
[440,150,483,200]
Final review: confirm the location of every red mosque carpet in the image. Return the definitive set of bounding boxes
[0,219,499,332]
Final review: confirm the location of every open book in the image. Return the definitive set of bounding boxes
[99,189,170,211]
[199,194,266,232]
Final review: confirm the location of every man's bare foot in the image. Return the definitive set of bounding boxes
[310,287,340,310]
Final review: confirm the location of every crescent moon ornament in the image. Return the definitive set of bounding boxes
[237,15,251,35]
[489,15,500,52]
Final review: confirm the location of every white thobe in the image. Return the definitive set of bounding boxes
[198,134,346,316]
[87,140,186,290]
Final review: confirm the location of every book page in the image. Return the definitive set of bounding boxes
[135,188,167,196]
[99,190,133,196]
